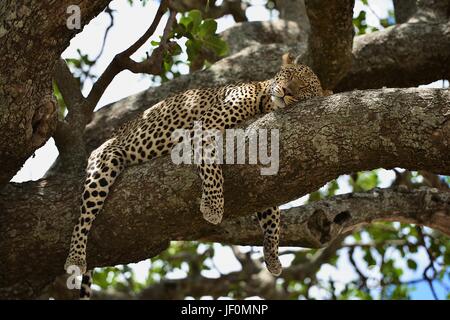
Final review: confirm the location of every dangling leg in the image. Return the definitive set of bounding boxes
[198,163,224,224]
[79,270,93,300]
[64,144,125,273]
[195,102,251,225]
[193,119,224,225]
[256,206,282,276]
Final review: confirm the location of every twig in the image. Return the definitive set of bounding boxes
[53,59,85,112]
[348,246,369,291]
[93,5,116,62]
[83,0,173,115]
[231,246,258,272]
[416,226,439,300]
[124,10,178,74]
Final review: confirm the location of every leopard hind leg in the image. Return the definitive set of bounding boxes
[79,270,93,300]
[256,206,282,276]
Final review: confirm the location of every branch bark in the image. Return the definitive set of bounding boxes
[336,20,450,92]
[305,0,355,89]
[1,88,449,298]
[45,187,450,300]
[205,187,450,248]
[0,0,111,187]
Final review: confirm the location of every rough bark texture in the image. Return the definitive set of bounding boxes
[274,0,311,31]
[335,20,450,92]
[221,20,306,57]
[1,88,449,298]
[206,187,450,247]
[305,0,355,89]
[0,0,110,187]
[79,184,450,300]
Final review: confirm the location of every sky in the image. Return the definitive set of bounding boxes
[10,0,449,299]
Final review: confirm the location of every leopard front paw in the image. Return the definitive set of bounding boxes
[64,255,87,275]
[200,196,223,225]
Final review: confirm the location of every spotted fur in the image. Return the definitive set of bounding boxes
[65,53,327,299]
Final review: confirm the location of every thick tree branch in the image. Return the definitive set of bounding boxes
[335,20,450,92]
[205,187,450,248]
[52,186,450,300]
[0,0,111,187]
[416,0,450,22]
[305,0,355,89]
[170,0,248,22]
[52,59,89,173]
[274,0,310,31]
[1,88,449,298]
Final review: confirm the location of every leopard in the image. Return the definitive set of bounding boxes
[64,52,329,299]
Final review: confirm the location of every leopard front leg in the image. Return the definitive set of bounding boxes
[198,163,224,225]
[256,206,282,276]
[194,98,256,225]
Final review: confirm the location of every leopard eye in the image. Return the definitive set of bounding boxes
[284,86,294,96]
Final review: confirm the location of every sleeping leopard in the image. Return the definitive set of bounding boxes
[64,53,329,299]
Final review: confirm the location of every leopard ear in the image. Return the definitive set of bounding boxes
[282,52,295,66]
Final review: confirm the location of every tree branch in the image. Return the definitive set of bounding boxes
[1,88,449,298]
[169,0,248,22]
[204,187,450,247]
[336,20,450,92]
[0,0,111,187]
[416,0,450,22]
[52,59,89,173]
[274,0,310,31]
[83,0,173,116]
[305,0,355,89]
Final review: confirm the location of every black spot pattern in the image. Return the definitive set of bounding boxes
[65,60,327,299]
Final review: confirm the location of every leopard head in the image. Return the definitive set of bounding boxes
[270,53,328,109]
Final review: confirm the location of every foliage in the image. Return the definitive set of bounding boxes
[353,0,395,35]
[64,49,97,88]
[59,0,449,300]
[150,9,228,83]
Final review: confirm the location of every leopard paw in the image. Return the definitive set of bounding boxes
[200,196,223,225]
[64,255,87,275]
[266,259,282,276]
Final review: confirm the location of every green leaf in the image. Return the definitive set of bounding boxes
[364,248,376,266]
[204,36,228,56]
[179,15,192,30]
[186,39,201,61]
[172,43,182,56]
[188,10,202,33]
[52,81,67,120]
[198,19,217,38]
